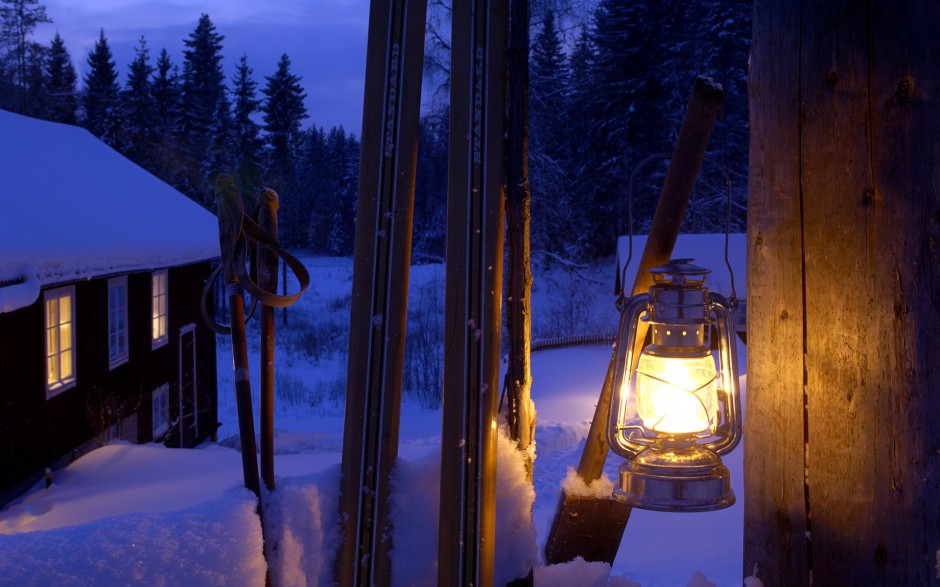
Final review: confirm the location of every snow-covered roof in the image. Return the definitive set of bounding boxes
[0,109,220,313]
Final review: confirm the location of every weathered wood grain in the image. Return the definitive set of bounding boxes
[744,1,810,584]
[747,1,940,583]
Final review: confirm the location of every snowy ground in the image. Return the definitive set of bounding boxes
[0,244,753,586]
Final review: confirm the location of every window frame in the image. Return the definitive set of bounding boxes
[44,285,77,398]
[107,276,129,368]
[151,269,168,349]
[152,383,169,439]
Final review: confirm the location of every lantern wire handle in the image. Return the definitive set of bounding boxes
[619,154,738,308]
[620,153,671,300]
[704,156,738,308]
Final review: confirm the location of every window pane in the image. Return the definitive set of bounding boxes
[47,327,58,355]
[47,356,58,385]
[60,349,72,379]
[59,296,70,323]
[60,323,71,351]
[46,299,57,328]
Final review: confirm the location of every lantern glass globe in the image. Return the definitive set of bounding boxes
[635,352,718,435]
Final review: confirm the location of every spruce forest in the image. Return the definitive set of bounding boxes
[0,0,750,261]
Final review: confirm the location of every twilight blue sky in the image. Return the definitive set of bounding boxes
[36,0,370,135]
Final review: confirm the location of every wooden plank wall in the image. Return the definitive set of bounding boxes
[0,261,216,503]
[746,1,940,583]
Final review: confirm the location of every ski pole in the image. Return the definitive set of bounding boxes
[215,175,262,497]
[256,188,279,492]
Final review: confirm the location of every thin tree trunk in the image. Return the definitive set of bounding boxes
[506,0,535,468]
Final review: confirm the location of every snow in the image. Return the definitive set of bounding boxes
[559,466,616,498]
[0,267,39,313]
[0,110,219,306]
[0,487,266,586]
[1,242,749,585]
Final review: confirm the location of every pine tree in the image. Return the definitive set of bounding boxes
[529,9,576,257]
[262,53,307,185]
[152,48,181,137]
[81,29,121,146]
[45,32,77,124]
[298,125,328,250]
[180,13,226,205]
[22,39,45,117]
[530,9,567,162]
[231,55,265,206]
[202,89,234,189]
[149,48,185,189]
[680,0,750,233]
[324,126,358,255]
[560,27,601,258]
[413,112,448,260]
[121,36,156,167]
[262,53,308,245]
[0,0,51,113]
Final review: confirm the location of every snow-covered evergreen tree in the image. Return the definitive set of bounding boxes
[529,9,579,258]
[180,13,226,205]
[149,48,186,191]
[81,29,121,147]
[21,39,45,118]
[231,54,265,208]
[324,126,358,255]
[262,53,308,245]
[202,89,234,192]
[412,112,448,261]
[44,32,77,124]
[297,125,329,250]
[121,36,156,168]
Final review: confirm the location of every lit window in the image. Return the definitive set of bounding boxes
[152,270,168,349]
[108,276,129,368]
[45,286,76,397]
[152,383,169,439]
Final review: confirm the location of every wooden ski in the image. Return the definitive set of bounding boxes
[438,0,508,585]
[335,0,427,584]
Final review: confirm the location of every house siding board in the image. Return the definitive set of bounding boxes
[169,262,218,447]
[0,300,44,503]
[0,261,217,502]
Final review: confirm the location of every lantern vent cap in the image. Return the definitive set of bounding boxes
[650,259,710,286]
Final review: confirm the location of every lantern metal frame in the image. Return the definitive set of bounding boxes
[607,259,741,512]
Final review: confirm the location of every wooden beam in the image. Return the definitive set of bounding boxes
[742,0,808,582]
[746,1,940,582]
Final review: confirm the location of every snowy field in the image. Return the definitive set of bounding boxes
[0,238,755,586]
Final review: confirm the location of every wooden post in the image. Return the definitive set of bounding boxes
[257,188,278,492]
[544,78,724,565]
[746,1,940,583]
[438,0,507,584]
[336,0,427,583]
